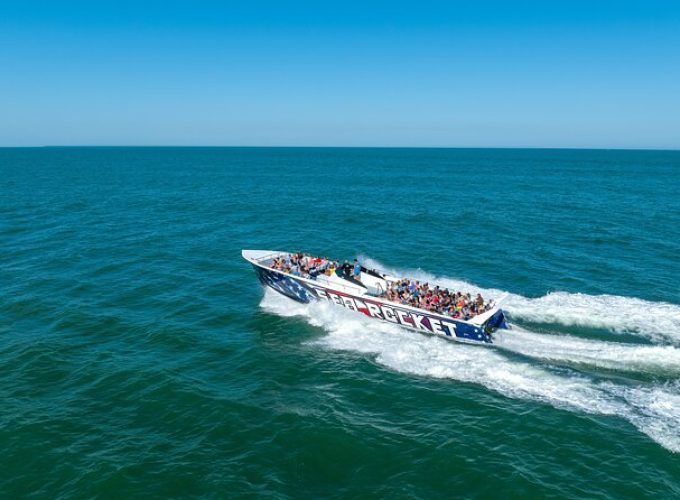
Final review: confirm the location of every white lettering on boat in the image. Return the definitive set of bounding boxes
[365,302,383,319]
[328,292,344,306]
[395,308,415,326]
[343,297,357,311]
[430,318,448,336]
[410,313,432,332]
[440,320,457,336]
[310,285,458,338]
[381,305,398,323]
[353,299,368,315]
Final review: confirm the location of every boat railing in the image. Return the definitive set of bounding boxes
[371,281,385,297]
[249,251,283,263]
[312,275,367,295]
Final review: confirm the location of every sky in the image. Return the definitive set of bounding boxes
[1,1,679,148]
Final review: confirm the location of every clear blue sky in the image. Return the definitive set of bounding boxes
[1,1,679,148]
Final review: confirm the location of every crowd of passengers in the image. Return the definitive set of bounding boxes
[385,279,493,320]
[270,253,494,320]
[270,252,359,280]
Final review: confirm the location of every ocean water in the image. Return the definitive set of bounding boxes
[1,147,679,498]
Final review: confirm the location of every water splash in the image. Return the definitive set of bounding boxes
[495,327,680,376]
[360,256,680,344]
[260,289,680,453]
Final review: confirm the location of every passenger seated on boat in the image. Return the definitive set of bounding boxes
[274,252,495,319]
[271,257,287,271]
[381,274,496,320]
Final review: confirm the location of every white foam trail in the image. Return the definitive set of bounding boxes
[495,327,680,376]
[607,382,680,454]
[360,256,680,344]
[504,293,680,343]
[260,289,680,453]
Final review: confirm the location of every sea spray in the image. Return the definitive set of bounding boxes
[495,327,680,376]
[260,288,680,453]
[360,256,680,344]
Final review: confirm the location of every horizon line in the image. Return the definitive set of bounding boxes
[1,145,679,152]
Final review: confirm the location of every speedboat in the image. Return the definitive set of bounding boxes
[242,249,509,344]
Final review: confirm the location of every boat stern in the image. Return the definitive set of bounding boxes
[484,308,509,333]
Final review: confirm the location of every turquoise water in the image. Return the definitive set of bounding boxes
[1,147,679,497]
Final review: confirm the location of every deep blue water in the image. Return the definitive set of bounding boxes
[1,147,679,498]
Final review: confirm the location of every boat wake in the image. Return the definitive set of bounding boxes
[360,257,680,345]
[260,279,680,453]
[494,327,680,376]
